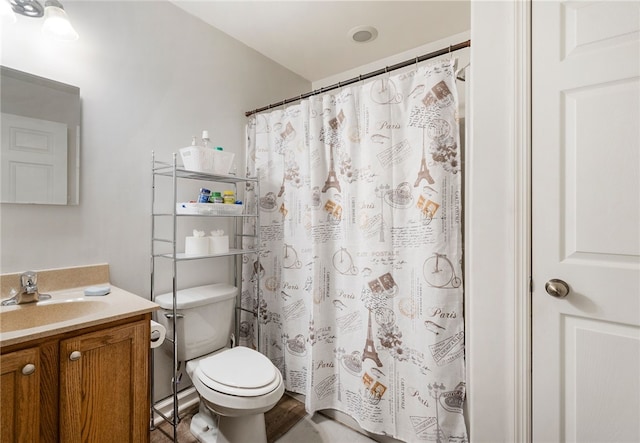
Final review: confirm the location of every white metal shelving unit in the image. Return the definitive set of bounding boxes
[149,152,260,442]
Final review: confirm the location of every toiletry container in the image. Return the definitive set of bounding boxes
[223,190,235,204]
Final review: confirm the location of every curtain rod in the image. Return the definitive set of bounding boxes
[245,39,470,117]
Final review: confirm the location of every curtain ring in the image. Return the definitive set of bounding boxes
[415,56,419,69]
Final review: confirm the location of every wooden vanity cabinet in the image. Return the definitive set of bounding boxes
[0,347,41,442]
[0,314,151,443]
[59,319,149,442]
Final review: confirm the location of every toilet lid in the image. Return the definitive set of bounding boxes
[197,346,280,396]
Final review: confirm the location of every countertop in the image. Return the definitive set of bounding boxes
[0,284,159,348]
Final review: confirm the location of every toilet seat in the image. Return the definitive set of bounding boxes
[196,347,280,397]
[190,346,285,419]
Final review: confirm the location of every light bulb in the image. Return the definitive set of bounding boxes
[41,3,78,41]
[0,0,17,23]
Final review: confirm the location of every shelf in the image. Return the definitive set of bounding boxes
[152,212,258,218]
[152,162,258,183]
[154,248,258,261]
[150,152,261,437]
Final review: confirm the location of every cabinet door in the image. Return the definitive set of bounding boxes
[0,347,40,443]
[59,320,149,443]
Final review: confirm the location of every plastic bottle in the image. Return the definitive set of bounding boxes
[223,190,235,204]
[198,188,211,203]
[209,192,223,204]
[202,131,212,149]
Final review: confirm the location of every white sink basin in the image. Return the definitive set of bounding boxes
[0,286,158,348]
[0,298,107,333]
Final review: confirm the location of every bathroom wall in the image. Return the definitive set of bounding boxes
[0,1,310,299]
[312,30,470,115]
[0,0,478,421]
[1,0,310,402]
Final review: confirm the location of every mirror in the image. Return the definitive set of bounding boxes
[1,66,80,205]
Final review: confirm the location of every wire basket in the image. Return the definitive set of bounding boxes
[179,146,235,175]
[176,202,244,216]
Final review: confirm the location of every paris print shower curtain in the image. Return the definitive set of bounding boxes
[242,59,467,442]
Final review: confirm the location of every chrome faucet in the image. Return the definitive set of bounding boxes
[1,271,51,306]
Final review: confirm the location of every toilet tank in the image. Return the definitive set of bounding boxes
[155,283,237,361]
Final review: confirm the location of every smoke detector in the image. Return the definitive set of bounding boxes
[349,25,378,43]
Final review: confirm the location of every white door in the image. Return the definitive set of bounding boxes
[1,113,68,204]
[532,1,640,442]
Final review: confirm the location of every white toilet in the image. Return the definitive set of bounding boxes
[155,284,284,443]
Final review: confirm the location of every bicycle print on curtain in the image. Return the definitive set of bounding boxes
[242,59,467,442]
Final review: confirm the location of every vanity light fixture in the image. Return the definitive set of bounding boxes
[7,0,79,41]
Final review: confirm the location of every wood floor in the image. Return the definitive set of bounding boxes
[150,394,306,443]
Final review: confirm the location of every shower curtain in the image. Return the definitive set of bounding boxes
[242,59,467,442]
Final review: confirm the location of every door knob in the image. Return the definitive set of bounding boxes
[22,364,36,375]
[545,279,570,298]
[69,351,82,361]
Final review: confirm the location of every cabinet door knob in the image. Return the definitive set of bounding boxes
[22,363,36,375]
[69,350,82,361]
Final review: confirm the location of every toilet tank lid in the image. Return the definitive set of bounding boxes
[155,284,237,310]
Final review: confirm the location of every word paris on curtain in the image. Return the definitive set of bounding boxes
[242,59,467,442]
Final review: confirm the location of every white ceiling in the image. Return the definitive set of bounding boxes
[171,1,471,83]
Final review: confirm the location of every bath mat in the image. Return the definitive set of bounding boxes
[266,394,307,443]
